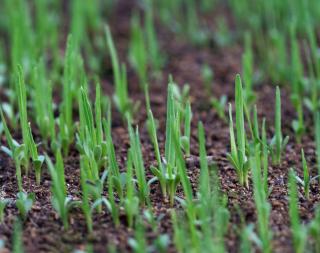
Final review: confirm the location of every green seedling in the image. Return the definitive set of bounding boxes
[240,224,256,253]
[0,107,24,191]
[304,27,320,119]
[59,35,80,155]
[77,85,107,170]
[173,126,196,225]
[290,24,305,143]
[242,32,255,105]
[227,74,249,187]
[293,149,319,200]
[261,118,269,196]
[31,59,56,144]
[171,210,187,252]
[106,175,120,227]
[128,219,148,253]
[0,102,16,129]
[124,151,139,228]
[269,86,289,165]
[105,25,135,119]
[12,218,24,253]
[16,65,44,184]
[128,122,149,205]
[143,209,170,252]
[152,234,170,253]
[198,121,210,199]
[171,82,190,124]
[149,83,181,206]
[90,175,120,228]
[147,109,167,197]
[309,206,320,252]
[46,151,73,229]
[213,16,232,47]
[129,13,147,89]
[81,155,110,212]
[16,191,34,221]
[91,193,119,228]
[251,105,260,143]
[0,198,10,223]
[201,64,213,96]
[180,101,192,156]
[250,144,272,253]
[103,103,125,200]
[288,169,308,253]
[211,95,227,122]
[144,0,164,74]
[80,156,93,233]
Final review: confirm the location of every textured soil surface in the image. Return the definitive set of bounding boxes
[0,1,319,253]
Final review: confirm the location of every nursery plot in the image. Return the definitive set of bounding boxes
[1,0,320,253]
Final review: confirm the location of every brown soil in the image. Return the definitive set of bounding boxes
[1,1,319,253]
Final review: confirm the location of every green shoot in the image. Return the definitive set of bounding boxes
[77,85,107,170]
[0,198,9,223]
[147,109,167,197]
[288,169,307,253]
[210,95,227,122]
[80,156,93,233]
[103,103,124,200]
[293,149,319,200]
[12,218,24,253]
[252,105,260,142]
[46,151,72,229]
[128,218,147,253]
[16,65,44,184]
[240,224,254,253]
[198,121,210,198]
[250,144,272,253]
[261,118,269,196]
[31,59,56,144]
[129,13,147,89]
[201,64,213,96]
[124,151,139,228]
[149,82,182,206]
[171,210,186,252]
[59,35,78,155]
[128,122,149,205]
[242,32,255,105]
[301,149,310,200]
[173,126,195,221]
[227,74,249,187]
[16,191,34,221]
[105,25,134,119]
[16,65,31,171]
[309,207,320,252]
[270,86,289,165]
[144,0,164,74]
[103,175,120,227]
[290,46,305,143]
[0,107,24,191]
[180,101,192,156]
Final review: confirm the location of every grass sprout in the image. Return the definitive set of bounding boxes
[227,74,249,187]
[269,86,289,165]
[288,169,308,253]
[105,25,136,120]
[0,198,10,223]
[16,191,34,221]
[46,151,73,229]
[250,144,272,253]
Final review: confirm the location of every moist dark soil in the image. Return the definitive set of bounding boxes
[1,1,319,253]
